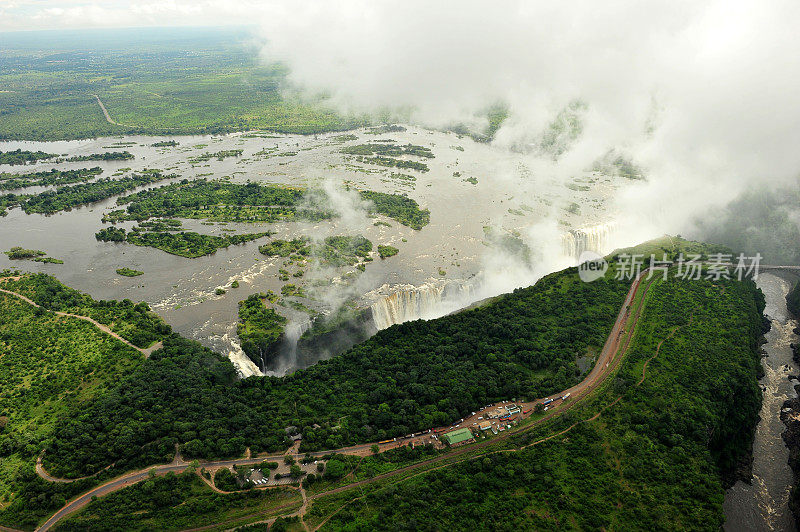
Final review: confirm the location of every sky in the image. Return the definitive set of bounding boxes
[3,0,800,259]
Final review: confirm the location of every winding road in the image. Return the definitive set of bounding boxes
[0,284,161,358]
[27,269,656,531]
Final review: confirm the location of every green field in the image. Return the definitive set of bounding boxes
[0,28,368,141]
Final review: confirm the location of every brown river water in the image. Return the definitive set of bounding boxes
[0,127,628,376]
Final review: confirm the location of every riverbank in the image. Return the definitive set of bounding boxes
[724,272,800,531]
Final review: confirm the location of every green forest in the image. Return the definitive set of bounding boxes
[238,293,287,367]
[0,286,148,528]
[0,149,58,165]
[64,151,133,162]
[2,274,170,348]
[106,179,430,229]
[96,225,270,258]
[0,237,769,530]
[0,170,173,216]
[37,265,629,482]
[0,167,103,190]
[341,143,434,159]
[310,273,766,530]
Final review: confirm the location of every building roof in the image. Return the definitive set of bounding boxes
[479,421,492,430]
[443,427,473,445]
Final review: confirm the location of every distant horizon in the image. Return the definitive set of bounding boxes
[0,1,270,33]
[0,24,252,35]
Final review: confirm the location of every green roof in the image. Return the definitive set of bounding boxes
[443,427,473,445]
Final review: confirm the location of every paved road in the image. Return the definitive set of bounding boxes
[0,285,160,358]
[33,271,653,531]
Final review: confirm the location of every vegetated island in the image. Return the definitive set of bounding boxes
[4,246,63,264]
[151,140,179,147]
[0,169,175,216]
[64,151,133,162]
[0,167,103,190]
[0,149,58,165]
[377,244,399,259]
[102,179,431,230]
[96,225,271,258]
[116,267,144,277]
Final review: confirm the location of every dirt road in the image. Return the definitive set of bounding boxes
[0,286,161,358]
[92,94,124,126]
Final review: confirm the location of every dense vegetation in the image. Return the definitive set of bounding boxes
[358,190,430,230]
[0,28,369,141]
[258,238,310,258]
[4,247,62,264]
[188,149,243,164]
[377,245,399,259]
[311,272,766,530]
[64,151,133,162]
[1,170,173,215]
[315,236,372,267]
[0,149,57,165]
[105,179,430,229]
[238,293,288,368]
[109,179,326,223]
[259,235,372,267]
[2,274,170,348]
[52,471,300,531]
[96,226,270,258]
[116,268,143,277]
[353,156,429,173]
[40,264,630,480]
[4,247,46,260]
[341,143,433,159]
[0,167,102,190]
[0,284,148,528]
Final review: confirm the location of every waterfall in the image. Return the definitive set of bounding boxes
[561,222,617,260]
[282,319,312,360]
[368,279,474,330]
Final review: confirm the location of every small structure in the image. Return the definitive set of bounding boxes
[442,427,474,446]
[505,403,521,415]
[479,421,492,431]
[488,407,505,419]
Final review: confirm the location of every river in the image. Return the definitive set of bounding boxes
[0,128,629,376]
[725,272,800,531]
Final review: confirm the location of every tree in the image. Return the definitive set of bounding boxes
[290,464,303,479]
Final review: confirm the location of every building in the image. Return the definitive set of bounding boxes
[442,427,474,446]
[505,403,521,415]
[479,421,492,431]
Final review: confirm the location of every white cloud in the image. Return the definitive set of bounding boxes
[4,0,800,252]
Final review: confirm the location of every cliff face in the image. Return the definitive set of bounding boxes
[783,280,800,526]
[787,281,800,318]
[782,385,800,523]
[288,309,376,368]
